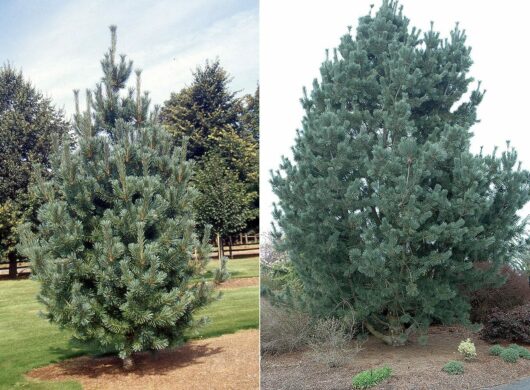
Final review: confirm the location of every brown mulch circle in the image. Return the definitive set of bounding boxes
[28,329,259,390]
[218,276,258,289]
[261,326,530,390]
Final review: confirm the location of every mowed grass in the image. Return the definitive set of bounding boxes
[204,256,258,279]
[0,278,258,389]
[191,286,258,339]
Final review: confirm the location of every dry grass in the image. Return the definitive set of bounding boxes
[308,318,363,368]
[260,300,362,368]
[260,299,313,355]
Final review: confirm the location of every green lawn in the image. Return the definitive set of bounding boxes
[0,279,258,390]
[192,286,258,339]
[204,256,258,279]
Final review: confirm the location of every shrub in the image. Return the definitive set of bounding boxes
[481,304,530,344]
[260,260,301,294]
[259,232,289,265]
[308,317,361,368]
[469,263,530,323]
[213,256,230,284]
[508,344,530,359]
[260,299,312,355]
[500,348,519,363]
[352,366,392,389]
[520,349,530,360]
[489,345,504,356]
[442,361,465,375]
[458,338,477,360]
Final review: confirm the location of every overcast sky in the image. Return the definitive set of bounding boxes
[260,0,530,232]
[0,0,258,117]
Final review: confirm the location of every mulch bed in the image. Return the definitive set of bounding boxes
[27,329,259,390]
[261,326,530,390]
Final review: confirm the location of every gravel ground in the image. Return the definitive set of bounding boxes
[28,329,259,390]
[261,326,530,390]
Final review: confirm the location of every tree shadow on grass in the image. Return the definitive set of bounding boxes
[39,342,224,379]
[47,339,111,363]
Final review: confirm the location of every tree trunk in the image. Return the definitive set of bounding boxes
[364,321,410,346]
[122,356,134,370]
[217,233,224,261]
[150,349,161,361]
[229,236,233,259]
[8,252,17,279]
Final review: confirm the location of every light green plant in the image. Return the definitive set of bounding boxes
[458,338,477,360]
[442,360,464,375]
[352,366,392,389]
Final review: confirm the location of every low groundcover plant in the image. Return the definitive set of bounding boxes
[508,344,530,359]
[500,348,519,363]
[352,366,392,389]
[442,360,465,375]
[489,345,504,356]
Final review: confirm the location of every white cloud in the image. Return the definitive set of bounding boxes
[9,0,258,118]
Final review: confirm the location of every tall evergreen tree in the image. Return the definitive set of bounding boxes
[160,59,239,159]
[92,25,150,136]
[0,64,68,278]
[271,1,529,345]
[18,26,214,368]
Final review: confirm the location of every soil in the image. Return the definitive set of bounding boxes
[27,329,259,390]
[218,276,258,289]
[261,326,530,390]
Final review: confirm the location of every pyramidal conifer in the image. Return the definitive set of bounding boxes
[271,1,529,345]
[18,26,214,368]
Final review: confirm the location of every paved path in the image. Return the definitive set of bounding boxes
[485,377,530,389]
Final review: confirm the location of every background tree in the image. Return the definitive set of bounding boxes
[271,0,529,346]
[160,59,239,159]
[239,86,259,142]
[206,124,259,232]
[161,61,259,238]
[0,64,68,278]
[194,153,255,259]
[18,26,214,368]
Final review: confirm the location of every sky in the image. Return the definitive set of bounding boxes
[260,0,530,232]
[0,0,258,116]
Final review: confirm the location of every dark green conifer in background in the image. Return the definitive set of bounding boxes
[271,1,529,345]
[0,65,69,278]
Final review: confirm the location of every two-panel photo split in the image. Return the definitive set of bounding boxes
[1,1,529,389]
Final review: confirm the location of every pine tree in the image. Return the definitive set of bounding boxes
[0,65,69,278]
[92,25,150,136]
[18,26,214,368]
[271,1,530,345]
